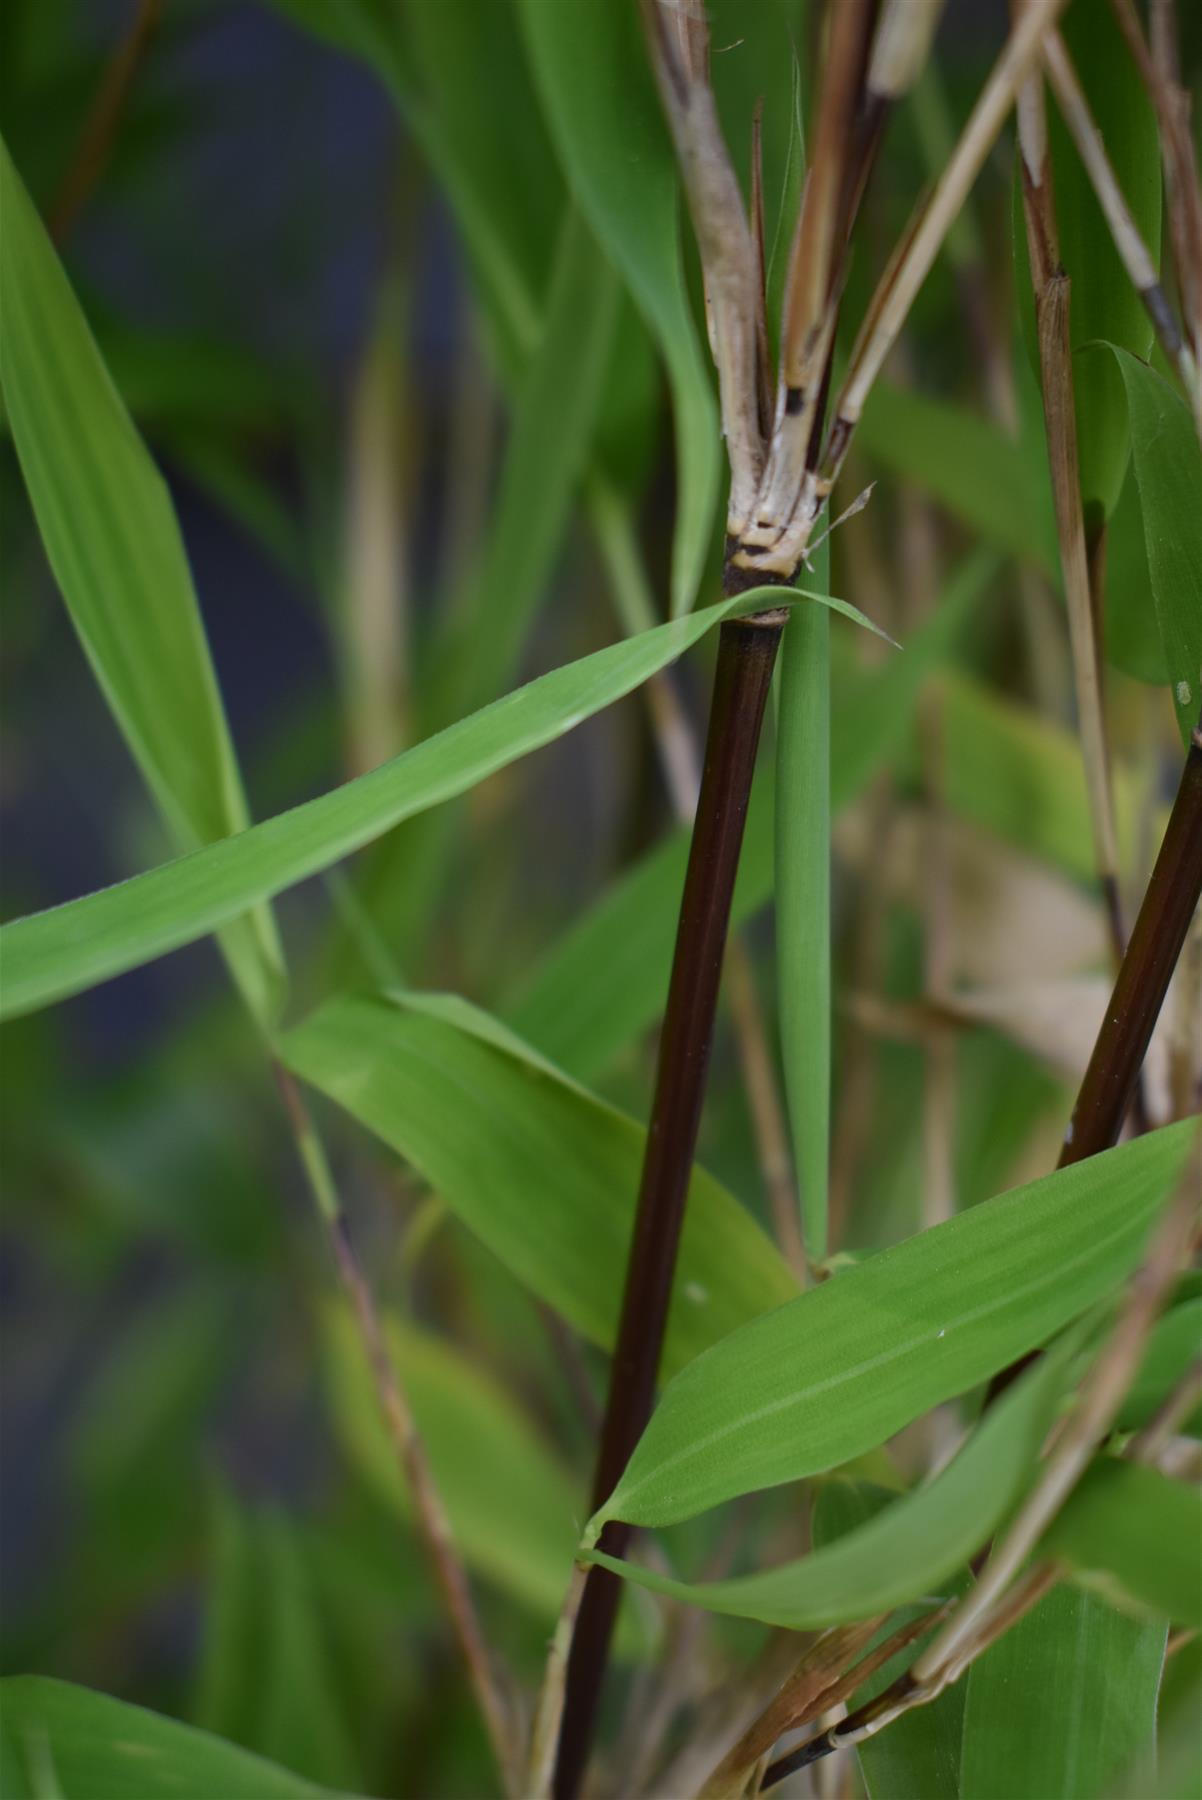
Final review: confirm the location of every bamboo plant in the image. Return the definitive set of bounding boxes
[1,2,1200,1798]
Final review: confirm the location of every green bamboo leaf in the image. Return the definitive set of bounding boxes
[1014,3,1161,519]
[1103,463,1170,685]
[0,133,284,1025]
[812,1485,964,1800]
[319,1308,581,1620]
[960,1585,1164,1800]
[1118,1298,1202,1437]
[433,209,621,716]
[588,1121,1197,1533]
[191,1503,361,1792]
[0,1678,356,1800]
[857,383,1058,576]
[934,667,1143,883]
[507,552,995,1080]
[0,589,786,1020]
[516,0,721,614]
[1044,1459,1202,1628]
[281,992,798,1379]
[586,1329,1076,1626]
[1107,346,1202,747]
[1,585,870,1021]
[777,573,832,1263]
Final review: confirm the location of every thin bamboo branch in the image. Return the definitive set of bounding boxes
[1015,67,1126,968]
[50,0,162,242]
[273,1066,520,1795]
[1041,28,1201,433]
[1109,0,1202,365]
[551,608,789,1800]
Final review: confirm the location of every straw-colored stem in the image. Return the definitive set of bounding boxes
[1042,28,1201,433]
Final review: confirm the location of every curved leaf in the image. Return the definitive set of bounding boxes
[0,1678,353,1800]
[960,1585,1164,1800]
[516,0,721,614]
[589,1121,1197,1533]
[0,591,769,1019]
[586,1329,1076,1626]
[0,133,283,1024]
[280,992,798,1378]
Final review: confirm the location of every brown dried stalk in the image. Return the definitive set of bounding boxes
[701,1606,950,1800]
[1041,28,1201,432]
[1014,56,1126,968]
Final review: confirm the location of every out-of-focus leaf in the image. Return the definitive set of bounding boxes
[587,1329,1076,1625]
[434,211,620,717]
[1109,346,1202,746]
[588,1122,1196,1532]
[517,0,721,614]
[506,553,996,1080]
[934,669,1142,883]
[71,1289,238,1582]
[0,133,284,1025]
[403,0,562,353]
[194,1496,362,1792]
[0,589,798,1019]
[1044,1459,1202,1628]
[777,543,832,1262]
[282,993,798,1380]
[960,1585,1164,1799]
[857,383,1057,575]
[1103,464,1170,685]
[1014,4,1161,519]
[319,1308,580,1622]
[1118,1299,1202,1436]
[0,1678,354,1800]
[812,1485,964,1800]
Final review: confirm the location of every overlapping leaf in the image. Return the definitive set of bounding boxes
[586,1329,1076,1626]
[1,588,817,1018]
[280,992,798,1378]
[0,134,283,1024]
[589,1121,1196,1533]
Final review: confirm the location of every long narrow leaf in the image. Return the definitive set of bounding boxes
[588,1121,1197,1532]
[960,1585,1164,1799]
[0,589,801,1018]
[0,1678,355,1800]
[279,992,798,1379]
[507,552,995,1080]
[516,0,721,614]
[776,587,832,1264]
[0,133,284,1025]
[586,1328,1077,1626]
